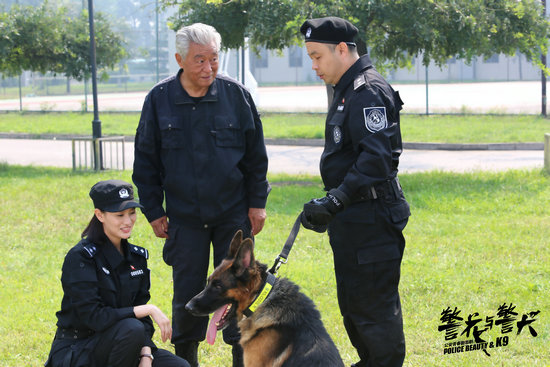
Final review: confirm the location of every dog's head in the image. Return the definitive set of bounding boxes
[185,230,266,344]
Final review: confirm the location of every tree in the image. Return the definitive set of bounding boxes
[59,10,127,82]
[161,0,550,73]
[0,3,64,76]
[0,3,126,81]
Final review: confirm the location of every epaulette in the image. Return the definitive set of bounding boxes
[130,244,149,259]
[354,74,367,91]
[82,244,98,259]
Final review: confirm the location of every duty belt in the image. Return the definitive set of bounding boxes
[354,176,403,202]
[55,328,95,340]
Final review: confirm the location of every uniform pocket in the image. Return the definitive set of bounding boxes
[159,118,185,149]
[326,113,345,151]
[162,226,179,266]
[214,116,243,147]
[388,200,410,223]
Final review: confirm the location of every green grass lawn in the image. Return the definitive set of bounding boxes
[0,165,548,366]
[1,111,549,143]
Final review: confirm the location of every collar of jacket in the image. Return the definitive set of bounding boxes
[99,238,131,270]
[173,68,219,104]
[242,272,276,317]
[334,54,373,94]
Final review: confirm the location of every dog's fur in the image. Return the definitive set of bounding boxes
[185,230,344,367]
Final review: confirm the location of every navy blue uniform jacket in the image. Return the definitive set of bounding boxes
[46,238,154,366]
[321,54,404,200]
[133,70,270,226]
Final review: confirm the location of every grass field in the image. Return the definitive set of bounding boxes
[0,111,549,143]
[0,165,548,366]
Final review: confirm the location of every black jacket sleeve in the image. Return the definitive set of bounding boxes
[337,81,401,198]
[133,92,166,223]
[61,250,135,332]
[238,90,270,208]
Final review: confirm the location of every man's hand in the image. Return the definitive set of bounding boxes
[150,216,169,239]
[248,208,266,236]
[302,189,349,227]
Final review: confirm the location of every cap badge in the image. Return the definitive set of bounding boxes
[119,188,129,199]
[306,27,312,38]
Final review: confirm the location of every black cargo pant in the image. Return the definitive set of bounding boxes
[162,209,251,346]
[46,319,189,367]
[328,194,409,367]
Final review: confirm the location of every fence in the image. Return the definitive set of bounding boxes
[72,136,126,171]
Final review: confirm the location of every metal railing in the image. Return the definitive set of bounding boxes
[72,136,126,171]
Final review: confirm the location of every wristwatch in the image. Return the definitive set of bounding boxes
[140,353,154,361]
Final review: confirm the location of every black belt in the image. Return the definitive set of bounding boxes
[353,177,403,202]
[55,328,95,340]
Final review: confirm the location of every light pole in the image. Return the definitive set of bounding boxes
[542,0,547,117]
[87,0,102,169]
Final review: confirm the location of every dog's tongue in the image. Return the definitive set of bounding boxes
[207,305,228,345]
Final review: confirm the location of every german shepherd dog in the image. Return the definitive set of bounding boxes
[185,230,344,367]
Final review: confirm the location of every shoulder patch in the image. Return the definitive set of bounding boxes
[82,244,98,259]
[130,245,149,259]
[363,107,388,133]
[354,74,367,91]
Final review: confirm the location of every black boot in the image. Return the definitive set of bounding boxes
[232,344,244,367]
[175,341,200,367]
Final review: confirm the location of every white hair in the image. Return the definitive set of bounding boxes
[175,23,222,59]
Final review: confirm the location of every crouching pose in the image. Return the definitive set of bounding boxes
[45,180,189,367]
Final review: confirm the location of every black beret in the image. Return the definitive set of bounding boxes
[89,179,143,212]
[300,17,358,45]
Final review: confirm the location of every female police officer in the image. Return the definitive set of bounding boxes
[45,180,189,367]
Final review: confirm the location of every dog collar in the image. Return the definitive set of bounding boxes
[243,272,276,317]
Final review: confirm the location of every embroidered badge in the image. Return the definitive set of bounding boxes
[306,27,312,38]
[333,126,342,144]
[363,107,388,133]
[119,188,129,199]
[337,104,344,112]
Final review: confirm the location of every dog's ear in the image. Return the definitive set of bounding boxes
[233,238,254,276]
[228,230,243,258]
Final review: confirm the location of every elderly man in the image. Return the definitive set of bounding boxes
[133,23,270,367]
[299,17,410,367]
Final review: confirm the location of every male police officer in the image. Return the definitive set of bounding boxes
[133,23,270,367]
[300,17,410,367]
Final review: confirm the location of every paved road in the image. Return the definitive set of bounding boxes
[0,139,544,174]
[0,81,545,114]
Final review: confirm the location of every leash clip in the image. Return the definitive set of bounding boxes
[269,255,287,275]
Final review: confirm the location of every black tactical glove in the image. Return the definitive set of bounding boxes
[301,189,349,230]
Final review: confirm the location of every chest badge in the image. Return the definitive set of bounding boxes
[363,107,388,133]
[333,126,342,144]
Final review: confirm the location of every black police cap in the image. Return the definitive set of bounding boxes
[300,17,358,45]
[89,179,143,212]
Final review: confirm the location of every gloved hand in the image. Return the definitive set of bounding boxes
[301,189,349,230]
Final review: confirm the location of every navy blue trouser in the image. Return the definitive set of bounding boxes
[46,319,189,367]
[328,198,408,367]
[162,210,251,345]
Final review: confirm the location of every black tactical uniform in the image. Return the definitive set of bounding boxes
[133,70,269,349]
[301,17,410,367]
[45,238,188,367]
